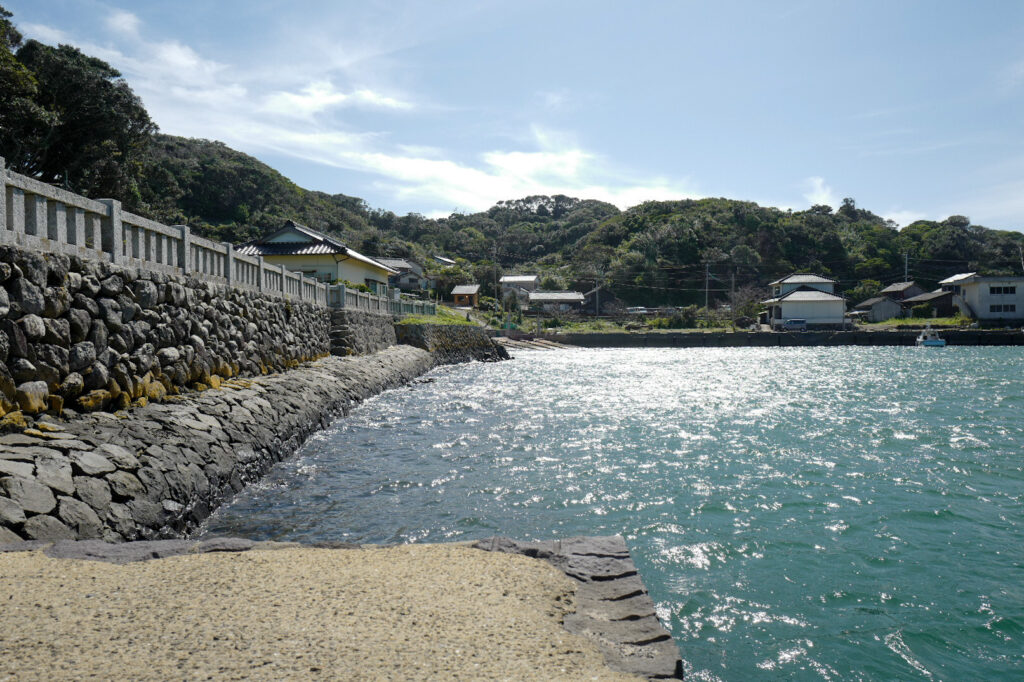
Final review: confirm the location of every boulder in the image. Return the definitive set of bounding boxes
[15,381,49,414]
[1,475,57,514]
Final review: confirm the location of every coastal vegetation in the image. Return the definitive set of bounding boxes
[2,4,1022,313]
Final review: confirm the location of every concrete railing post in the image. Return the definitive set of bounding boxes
[0,155,6,233]
[256,256,264,292]
[98,199,123,264]
[175,225,191,275]
[279,264,287,297]
[223,242,233,286]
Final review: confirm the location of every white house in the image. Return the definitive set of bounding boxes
[763,274,846,328]
[939,272,1024,320]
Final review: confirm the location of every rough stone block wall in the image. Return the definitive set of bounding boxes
[329,309,397,356]
[395,324,510,364]
[0,347,433,542]
[0,244,329,419]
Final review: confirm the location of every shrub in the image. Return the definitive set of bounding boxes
[910,303,933,318]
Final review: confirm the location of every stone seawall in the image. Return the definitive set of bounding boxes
[0,346,432,543]
[396,324,510,364]
[0,244,328,420]
[328,309,397,356]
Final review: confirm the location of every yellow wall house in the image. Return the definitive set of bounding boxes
[238,221,396,294]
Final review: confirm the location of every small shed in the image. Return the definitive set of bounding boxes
[853,296,903,322]
[451,284,480,307]
[902,289,957,317]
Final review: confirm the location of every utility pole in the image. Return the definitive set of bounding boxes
[904,252,909,282]
[1019,246,1023,274]
[704,263,710,328]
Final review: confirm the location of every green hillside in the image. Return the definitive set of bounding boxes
[2,3,1022,310]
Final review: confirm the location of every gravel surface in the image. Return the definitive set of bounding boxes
[0,544,637,680]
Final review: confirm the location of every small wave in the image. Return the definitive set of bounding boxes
[884,631,933,678]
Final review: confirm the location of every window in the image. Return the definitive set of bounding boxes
[989,286,1017,295]
[989,304,1017,313]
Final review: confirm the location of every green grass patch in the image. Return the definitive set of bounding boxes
[396,305,477,326]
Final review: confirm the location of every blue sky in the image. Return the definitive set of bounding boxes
[8,1,1024,229]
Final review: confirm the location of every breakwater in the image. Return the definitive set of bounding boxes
[0,347,433,543]
[508,329,1024,347]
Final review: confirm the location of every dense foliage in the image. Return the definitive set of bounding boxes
[1,4,1022,308]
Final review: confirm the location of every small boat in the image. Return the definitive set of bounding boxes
[916,324,946,347]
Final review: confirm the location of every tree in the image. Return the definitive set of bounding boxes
[12,39,156,204]
[845,279,882,303]
[0,5,56,171]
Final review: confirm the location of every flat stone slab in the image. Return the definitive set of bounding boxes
[474,535,683,680]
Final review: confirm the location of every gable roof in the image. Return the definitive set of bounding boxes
[529,291,585,303]
[880,281,917,294]
[238,221,396,273]
[376,257,418,271]
[854,296,897,310]
[451,284,480,295]
[500,275,538,284]
[763,286,845,304]
[903,289,953,304]
[768,273,837,286]
[938,272,976,285]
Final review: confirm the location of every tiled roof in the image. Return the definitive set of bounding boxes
[451,284,480,295]
[768,273,837,286]
[500,275,538,283]
[764,287,845,304]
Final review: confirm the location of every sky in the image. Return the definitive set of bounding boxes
[7,1,1024,230]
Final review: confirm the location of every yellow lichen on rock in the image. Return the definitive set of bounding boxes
[0,411,27,429]
[77,390,112,412]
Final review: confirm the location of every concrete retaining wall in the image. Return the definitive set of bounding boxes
[396,323,510,364]
[329,309,397,356]
[0,347,433,543]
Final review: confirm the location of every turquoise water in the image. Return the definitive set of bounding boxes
[202,348,1024,680]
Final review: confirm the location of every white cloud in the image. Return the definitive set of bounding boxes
[262,82,411,118]
[15,17,694,214]
[106,10,141,37]
[883,209,928,227]
[1000,58,1024,92]
[20,22,69,45]
[801,176,838,207]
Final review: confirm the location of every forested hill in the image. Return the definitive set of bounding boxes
[1,3,1022,308]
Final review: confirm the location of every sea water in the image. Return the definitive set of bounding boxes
[202,347,1024,680]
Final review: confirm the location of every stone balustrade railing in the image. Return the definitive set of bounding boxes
[1,157,440,317]
[1,157,327,306]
